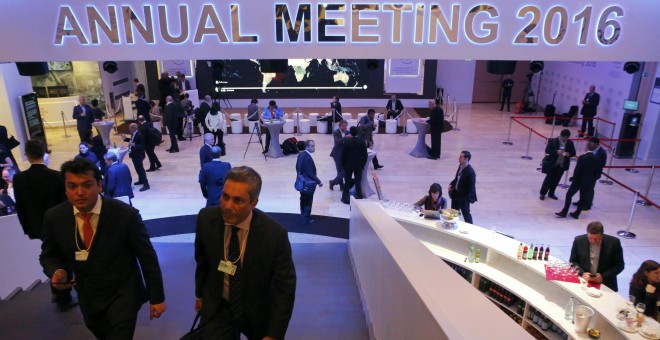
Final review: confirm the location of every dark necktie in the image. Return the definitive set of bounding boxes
[228,226,243,317]
[81,212,93,249]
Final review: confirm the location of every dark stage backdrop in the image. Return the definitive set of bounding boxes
[195,59,436,100]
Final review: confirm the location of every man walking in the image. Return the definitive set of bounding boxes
[341,127,368,204]
[199,146,232,207]
[555,142,600,219]
[296,140,323,223]
[329,120,348,190]
[126,123,149,191]
[138,115,162,171]
[540,129,576,200]
[449,151,477,224]
[103,152,134,203]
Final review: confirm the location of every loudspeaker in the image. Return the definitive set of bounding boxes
[15,62,49,76]
[103,61,118,74]
[366,59,379,71]
[529,61,544,73]
[623,62,640,74]
[486,60,516,75]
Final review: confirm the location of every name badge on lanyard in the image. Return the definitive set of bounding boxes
[218,260,237,275]
[75,250,89,261]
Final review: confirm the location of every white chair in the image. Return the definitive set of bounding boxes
[347,119,358,129]
[316,120,328,133]
[247,120,259,133]
[385,119,398,134]
[230,113,242,124]
[357,112,367,121]
[299,119,311,134]
[406,119,417,134]
[342,113,352,121]
[230,120,243,134]
[283,119,294,133]
[308,113,319,122]
[220,120,228,134]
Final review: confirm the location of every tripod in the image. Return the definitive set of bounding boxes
[243,116,267,161]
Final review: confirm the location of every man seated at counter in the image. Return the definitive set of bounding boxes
[569,221,624,291]
[414,183,447,211]
[629,260,659,319]
[261,100,284,154]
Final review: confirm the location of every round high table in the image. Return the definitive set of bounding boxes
[409,119,429,158]
[263,120,285,158]
[107,147,128,164]
[92,120,115,146]
[351,149,377,198]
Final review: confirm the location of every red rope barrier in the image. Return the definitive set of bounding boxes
[596,117,616,125]
[531,129,547,139]
[599,173,659,209]
[604,165,654,169]
[511,117,533,130]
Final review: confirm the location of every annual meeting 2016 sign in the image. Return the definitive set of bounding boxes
[0,1,659,62]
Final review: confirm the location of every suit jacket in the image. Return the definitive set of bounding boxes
[357,115,374,144]
[570,152,600,190]
[40,197,165,317]
[135,98,151,121]
[139,121,156,147]
[199,144,213,167]
[580,92,600,117]
[195,208,296,339]
[428,106,444,132]
[569,234,624,291]
[386,99,404,114]
[594,147,607,180]
[104,162,134,199]
[330,101,342,116]
[449,164,477,203]
[164,101,183,127]
[198,160,232,206]
[128,131,146,160]
[73,104,94,132]
[341,137,368,171]
[544,137,576,172]
[296,151,321,186]
[329,128,348,160]
[13,164,66,239]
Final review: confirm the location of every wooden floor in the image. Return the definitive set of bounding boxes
[4,103,658,338]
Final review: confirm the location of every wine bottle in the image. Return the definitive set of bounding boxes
[532,245,539,260]
[522,245,528,260]
[517,243,523,260]
[544,245,550,261]
[539,244,544,260]
[527,243,534,260]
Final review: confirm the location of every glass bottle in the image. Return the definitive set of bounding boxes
[564,297,574,321]
[522,245,528,259]
[517,243,523,260]
[527,243,534,260]
[544,245,550,261]
[468,243,475,263]
[532,245,539,260]
[475,248,481,263]
[539,244,544,260]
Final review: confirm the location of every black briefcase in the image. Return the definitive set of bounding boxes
[180,313,202,340]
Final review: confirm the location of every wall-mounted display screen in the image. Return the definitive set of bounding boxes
[623,99,639,110]
[20,93,47,146]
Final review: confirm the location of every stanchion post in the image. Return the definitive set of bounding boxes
[294,109,302,136]
[625,137,641,173]
[60,110,71,138]
[521,128,533,160]
[599,147,615,185]
[550,116,557,138]
[594,117,600,137]
[637,165,655,206]
[503,116,513,145]
[452,100,461,132]
[617,191,638,239]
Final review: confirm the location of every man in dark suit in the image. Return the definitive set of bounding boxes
[569,221,624,291]
[296,140,323,224]
[13,139,70,307]
[540,129,576,200]
[449,150,477,224]
[199,133,214,167]
[579,85,600,137]
[138,115,162,171]
[426,99,444,159]
[499,75,514,112]
[135,94,152,122]
[329,120,348,191]
[556,142,601,219]
[199,146,232,207]
[158,72,174,109]
[103,152,134,203]
[575,137,608,210]
[194,166,296,339]
[341,127,368,204]
[126,123,149,191]
[357,109,383,170]
[318,96,343,134]
[40,158,166,338]
[72,95,94,143]
[164,96,181,153]
[386,94,404,119]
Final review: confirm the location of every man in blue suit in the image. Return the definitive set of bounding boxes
[199,146,232,206]
[296,140,323,223]
[72,95,94,143]
[103,152,134,204]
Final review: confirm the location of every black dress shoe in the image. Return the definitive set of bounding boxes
[569,212,579,219]
[339,183,344,191]
[177,137,186,141]
[262,150,269,154]
[539,195,545,200]
[134,181,144,185]
[427,156,438,160]
[139,185,150,192]
[555,212,567,218]
[146,168,156,172]
[548,195,559,200]
[572,202,580,206]
[156,164,162,169]
[165,148,172,152]
[340,198,350,204]
[169,149,179,153]
[375,165,384,170]
[329,180,335,191]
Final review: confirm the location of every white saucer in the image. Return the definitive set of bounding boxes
[618,320,638,333]
[640,325,659,340]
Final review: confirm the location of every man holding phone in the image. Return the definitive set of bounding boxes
[569,221,625,291]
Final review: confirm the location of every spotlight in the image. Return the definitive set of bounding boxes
[623,62,640,74]
[366,59,379,71]
[529,61,544,73]
[102,61,118,74]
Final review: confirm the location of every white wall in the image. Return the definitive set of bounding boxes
[531,61,635,141]
[99,61,137,110]
[637,66,660,162]
[435,60,476,104]
[0,63,38,162]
